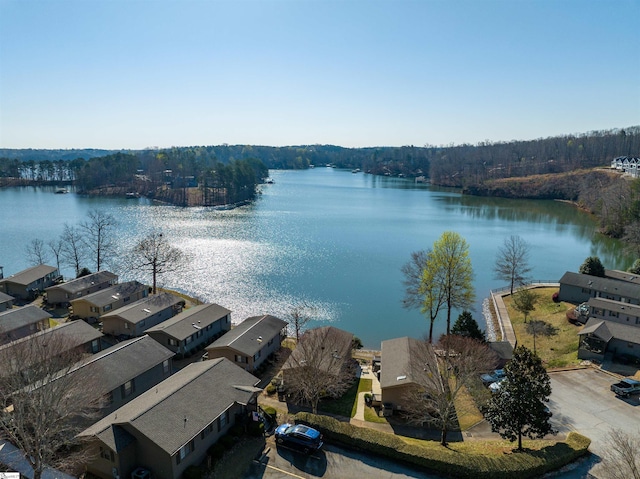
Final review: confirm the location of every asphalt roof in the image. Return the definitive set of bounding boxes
[0,305,51,333]
[207,314,287,356]
[380,337,437,390]
[0,292,14,304]
[579,317,640,344]
[605,269,640,286]
[0,264,58,286]
[79,358,261,455]
[560,271,640,301]
[588,297,640,317]
[282,325,353,373]
[146,303,231,340]
[43,335,174,396]
[45,271,118,295]
[101,292,184,324]
[71,281,148,308]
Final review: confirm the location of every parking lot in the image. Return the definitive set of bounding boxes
[548,368,640,456]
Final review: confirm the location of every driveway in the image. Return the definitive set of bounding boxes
[243,435,446,479]
[547,368,640,478]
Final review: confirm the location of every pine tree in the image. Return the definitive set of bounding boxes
[451,311,484,341]
[485,346,556,450]
[579,256,605,277]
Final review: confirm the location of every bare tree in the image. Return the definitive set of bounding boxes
[281,326,356,414]
[79,209,117,271]
[60,223,87,277]
[402,335,498,446]
[494,235,532,294]
[0,330,104,479]
[25,239,49,266]
[129,232,186,294]
[286,301,315,341]
[600,428,640,479]
[47,238,64,272]
[525,320,558,355]
[401,249,446,343]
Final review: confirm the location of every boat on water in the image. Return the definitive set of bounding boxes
[265,178,275,184]
[126,192,140,199]
[54,187,68,194]
[352,168,361,173]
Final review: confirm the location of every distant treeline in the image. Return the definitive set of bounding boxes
[1,126,638,188]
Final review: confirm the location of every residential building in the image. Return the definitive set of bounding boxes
[79,358,262,479]
[558,271,640,305]
[0,320,103,377]
[70,281,149,323]
[578,318,640,362]
[206,314,287,372]
[0,264,60,300]
[0,305,51,344]
[587,297,640,327]
[0,291,14,312]
[30,335,174,416]
[46,271,118,307]
[379,337,440,412]
[100,293,185,338]
[146,303,231,357]
[605,269,640,286]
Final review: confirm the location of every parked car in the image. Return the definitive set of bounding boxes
[275,423,323,453]
[610,378,640,397]
[481,369,505,385]
[489,378,506,393]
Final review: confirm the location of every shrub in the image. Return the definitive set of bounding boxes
[293,413,591,479]
[262,406,277,418]
[265,383,277,395]
[552,292,560,303]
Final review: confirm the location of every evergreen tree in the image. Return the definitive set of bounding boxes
[485,346,555,450]
[451,311,484,341]
[628,259,640,275]
[512,287,538,323]
[579,256,605,277]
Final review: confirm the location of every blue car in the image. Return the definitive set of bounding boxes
[275,423,323,453]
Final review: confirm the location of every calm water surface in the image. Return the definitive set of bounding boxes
[0,168,630,348]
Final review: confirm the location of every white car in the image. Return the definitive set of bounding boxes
[489,378,505,393]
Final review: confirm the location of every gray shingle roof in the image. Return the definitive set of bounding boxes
[45,271,118,295]
[281,326,353,373]
[380,337,437,390]
[0,292,14,304]
[207,315,287,356]
[0,305,51,333]
[71,281,148,308]
[79,358,261,454]
[605,269,640,286]
[57,335,174,395]
[0,264,58,286]
[579,317,640,344]
[559,272,640,300]
[101,292,184,324]
[146,303,231,340]
[588,297,640,316]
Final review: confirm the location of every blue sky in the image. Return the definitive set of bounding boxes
[1,0,638,149]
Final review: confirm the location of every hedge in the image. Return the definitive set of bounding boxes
[294,412,591,479]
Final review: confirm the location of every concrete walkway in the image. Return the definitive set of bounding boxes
[352,364,381,421]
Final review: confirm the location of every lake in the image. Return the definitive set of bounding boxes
[0,167,631,349]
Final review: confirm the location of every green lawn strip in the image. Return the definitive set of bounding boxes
[296,412,591,479]
[319,377,372,418]
[503,287,581,368]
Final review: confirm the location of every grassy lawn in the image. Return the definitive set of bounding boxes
[503,287,582,368]
[320,377,372,418]
[454,383,485,431]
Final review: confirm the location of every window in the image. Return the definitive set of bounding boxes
[168,338,178,346]
[103,304,112,312]
[122,379,134,397]
[163,359,170,374]
[253,350,261,362]
[218,410,228,431]
[124,322,130,329]
[268,338,274,346]
[99,446,114,462]
[609,311,619,318]
[235,355,246,364]
[176,440,194,464]
[139,319,145,328]
[185,335,193,344]
[90,306,99,313]
[200,423,214,439]
[91,339,100,353]
[123,296,130,302]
